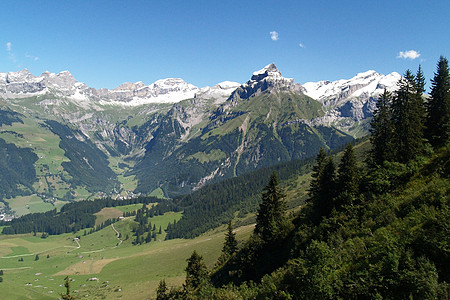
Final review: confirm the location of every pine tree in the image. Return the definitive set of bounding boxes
[184,250,207,291]
[309,149,336,219]
[426,56,450,147]
[217,221,238,265]
[370,89,394,165]
[254,172,287,243]
[309,148,328,199]
[318,157,337,217]
[60,276,75,300]
[156,279,169,300]
[391,70,425,162]
[415,65,426,96]
[335,144,360,209]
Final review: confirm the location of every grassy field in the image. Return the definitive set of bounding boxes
[5,195,56,217]
[114,203,143,214]
[0,209,251,299]
[94,207,124,227]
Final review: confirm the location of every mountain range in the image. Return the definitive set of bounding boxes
[0,64,400,214]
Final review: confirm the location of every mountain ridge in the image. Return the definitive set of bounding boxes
[0,64,401,215]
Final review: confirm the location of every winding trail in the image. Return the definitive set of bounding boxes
[111,223,123,247]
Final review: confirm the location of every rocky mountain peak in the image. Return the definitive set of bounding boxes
[229,63,300,100]
[251,63,282,81]
[4,69,36,83]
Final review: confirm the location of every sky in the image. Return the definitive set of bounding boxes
[1,1,449,91]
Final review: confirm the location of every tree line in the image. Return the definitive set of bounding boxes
[1,196,161,235]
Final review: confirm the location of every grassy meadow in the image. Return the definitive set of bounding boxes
[0,209,253,299]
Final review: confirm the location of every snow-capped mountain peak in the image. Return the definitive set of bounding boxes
[303,70,401,103]
[229,63,300,100]
[302,70,401,136]
[195,81,240,103]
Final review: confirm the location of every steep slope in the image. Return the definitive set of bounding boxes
[133,64,353,196]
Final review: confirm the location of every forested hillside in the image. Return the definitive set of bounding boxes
[0,138,38,199]
[155,57,450,299]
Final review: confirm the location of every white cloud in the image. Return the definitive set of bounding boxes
[397,50,420,60]
[25,52,39,61]
[270,31,279,41]
[299,42,305,48]
[6,42,16,63]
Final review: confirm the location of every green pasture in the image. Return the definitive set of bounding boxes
[114,203,143,213]
[0,209,252,299]
[5,195,55,217]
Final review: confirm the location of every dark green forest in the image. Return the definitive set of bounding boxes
[44,120,119,193]
[156,57,450,299]
[1,196,160,235]
[0,138,38,200]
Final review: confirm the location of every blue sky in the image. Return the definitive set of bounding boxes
[1,1,448,91]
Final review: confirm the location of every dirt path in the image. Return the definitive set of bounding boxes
[111,224,123,247]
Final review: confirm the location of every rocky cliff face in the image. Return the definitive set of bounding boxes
[230,63,303,100]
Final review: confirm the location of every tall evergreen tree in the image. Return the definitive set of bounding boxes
[309,148,328,201]
[317,157,337,217]
[391,70,425,162]
[309,149,336,218]
[426,56,450,147]
[415,65,426,96]
[254,172,286,243]
[370,89,394,165]
[223,221,238,257]
[184,250,207,291]
[335,144,360,209]
[216,221,239,266]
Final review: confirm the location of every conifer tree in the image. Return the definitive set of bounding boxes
[156,279,169,300]
[309,148,328,200]
[370,89,394,165]
[309,149,336,218]
[318,157,337,217]
[391,70,425,162]
[223,221,238,256]
[184,250,207,291]
[426,56,450,147]
[216,221,238,266]
[415,65,426,96]
[60,276,75,300]
[255,172,286,243]
[335,144,360,209]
